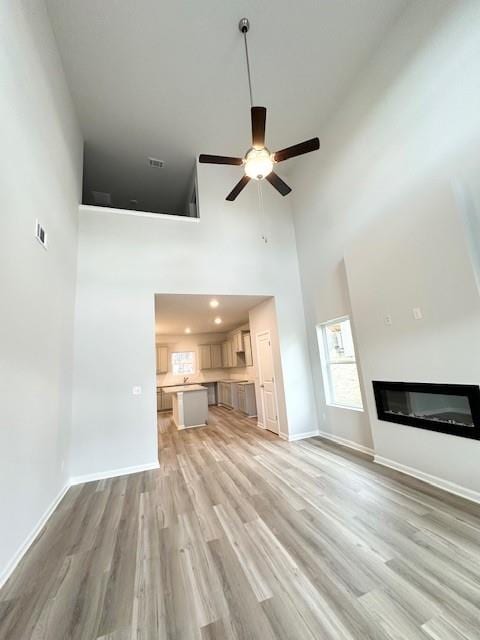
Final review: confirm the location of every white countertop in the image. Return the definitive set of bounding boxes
[162,384,207,394]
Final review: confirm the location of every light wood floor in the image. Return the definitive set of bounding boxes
[1,407,480,639]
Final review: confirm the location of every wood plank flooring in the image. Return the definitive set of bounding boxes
[1,406,480,639]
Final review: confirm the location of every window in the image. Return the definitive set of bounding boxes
[317,316,363,410]
[171,351,196,375]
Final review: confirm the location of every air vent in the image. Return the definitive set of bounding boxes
[92,191,112,206]
[148,157,164,169]
[35,219,48,249]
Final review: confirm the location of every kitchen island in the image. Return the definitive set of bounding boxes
[162,384,208,430]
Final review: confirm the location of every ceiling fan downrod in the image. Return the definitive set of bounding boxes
[239,18,253,108]
[198,18,320,201]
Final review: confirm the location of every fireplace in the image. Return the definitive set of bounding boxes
[372,381,480,440]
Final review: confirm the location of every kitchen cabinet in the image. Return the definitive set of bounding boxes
[218,381,233,407]
[211,343,223,368]
[222,342,233,368]
[157,388,173,411]
[199,343,223,370]
[244,333,253,367]
[199,344,212,370]
[232,330,244,353]
[235,382,257,417]
[156,346,169,373]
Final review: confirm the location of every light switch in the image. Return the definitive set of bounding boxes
[132,386,142,395]
[384,315,392,326]
[412,307,423,320]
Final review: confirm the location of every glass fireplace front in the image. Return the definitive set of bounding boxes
[372,381,480,440]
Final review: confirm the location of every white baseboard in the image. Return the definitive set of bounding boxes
[70,461,160,486]
[1,460,161,590]
[315,430,374,455]
[256,422,266,430]
[374,455,480,505]
[0,482,69,590]
[287,430,321,442]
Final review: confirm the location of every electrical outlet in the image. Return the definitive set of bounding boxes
[132,386,142,395]
[384,315,393,326]
[412,307,423,320]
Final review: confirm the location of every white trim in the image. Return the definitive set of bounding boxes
[316,429,374,455]
[79,204,200,222]
[70,461,160,486]
[177,423,207,430]
[326,402,364,413]
[374,456,480,505]
[287,430,321,442]
[0,483,69,590]
[256,421,266,430]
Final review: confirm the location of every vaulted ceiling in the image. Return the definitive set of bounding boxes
[46,0,408,214]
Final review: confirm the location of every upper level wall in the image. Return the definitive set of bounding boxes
[0,1,82,584]
[71,162,317,478]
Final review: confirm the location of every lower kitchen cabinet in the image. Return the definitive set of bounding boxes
[157,388,173,411]
[218,381,233,408]
[235,382,257,417]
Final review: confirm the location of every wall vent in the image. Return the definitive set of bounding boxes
[92,191,112,206]
[148,157,164,169]
[35,219,48,249]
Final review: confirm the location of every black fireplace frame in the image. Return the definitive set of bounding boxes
[372,381,480,440]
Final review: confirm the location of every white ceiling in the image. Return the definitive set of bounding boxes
[155,294,270,335]
[46,0,408,214]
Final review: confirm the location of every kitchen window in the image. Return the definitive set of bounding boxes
[171,351,196,375]
[317,316,363,410]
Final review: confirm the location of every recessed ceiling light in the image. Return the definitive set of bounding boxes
[185,327,191,334]
[209,299,219,308]
[214,317,222,325]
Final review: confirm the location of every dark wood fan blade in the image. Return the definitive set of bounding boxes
[226,176,251,201]
[199,154,243,165]
[273,137,320,163]
[251,107,267,148]
[265,171,292,196]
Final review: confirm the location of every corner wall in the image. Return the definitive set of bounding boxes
[0,1,82,583]
[290,0,480,494]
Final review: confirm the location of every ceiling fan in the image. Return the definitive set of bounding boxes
[199,18,320,202]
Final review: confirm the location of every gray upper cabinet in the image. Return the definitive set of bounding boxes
[211,343,223,368]
[156,345,169,373]
[244,333,253,367]
[232,330,244,353]
[222,341,232,368]
[199,343,223,370]
[199,344,212,370]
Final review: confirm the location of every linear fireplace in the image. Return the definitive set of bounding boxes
[372,381,480,440]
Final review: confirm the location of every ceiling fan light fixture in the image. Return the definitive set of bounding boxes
[244,148,273,180]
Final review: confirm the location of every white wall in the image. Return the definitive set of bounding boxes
[0,1,82,583]
[291,0,480,492]
[71,162,317,479]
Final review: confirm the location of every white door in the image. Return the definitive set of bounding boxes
[256,331,279,434]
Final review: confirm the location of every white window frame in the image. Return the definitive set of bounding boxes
[317,315,363,411]
[171,351,196,376]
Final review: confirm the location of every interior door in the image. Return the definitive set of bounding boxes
[256,331,279,434]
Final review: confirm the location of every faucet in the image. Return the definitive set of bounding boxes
[183,376,189,384]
